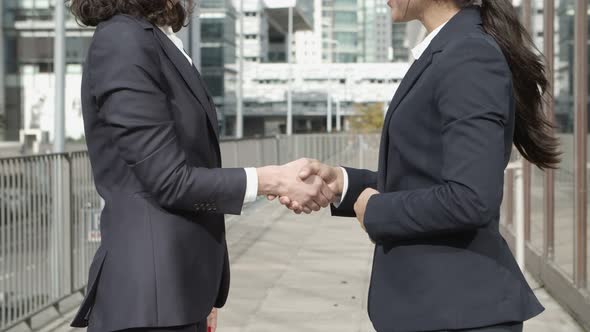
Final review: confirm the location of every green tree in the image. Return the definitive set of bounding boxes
[349,102,385,133]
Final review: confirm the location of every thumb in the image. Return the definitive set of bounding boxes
[299,161,320,180]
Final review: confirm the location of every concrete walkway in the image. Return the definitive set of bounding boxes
[47,200,586,332]
[220,200,586,332]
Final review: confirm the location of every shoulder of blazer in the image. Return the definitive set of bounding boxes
[92,14,155,47]
[88,14,163,96]
[431,28,508,75]
[91,14,159,60]
[96,14,154,32]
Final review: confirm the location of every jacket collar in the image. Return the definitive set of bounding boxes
[429,6,483,53]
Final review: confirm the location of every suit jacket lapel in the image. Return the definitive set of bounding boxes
[378,50,436,189]
[377,7,483,189]
[383,51,435,128]
[189,64,220,131]
[153,30,220,139]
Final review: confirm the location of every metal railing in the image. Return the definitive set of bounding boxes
[0,133,380,331]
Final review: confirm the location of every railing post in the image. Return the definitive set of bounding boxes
[514,161,525,270]
[358,135,364,169]
[67,154,75,294]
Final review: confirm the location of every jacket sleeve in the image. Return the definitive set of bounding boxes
[363,36,511,242]
[89,20,247,215]
[331,167,378,217]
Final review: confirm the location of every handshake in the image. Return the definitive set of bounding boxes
[256,158,344,214]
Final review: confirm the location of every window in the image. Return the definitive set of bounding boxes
[553,0,575,278]
[334,32,357,47]
[334,12,357,27]
[201,19,224,41]
[202,47,224,66]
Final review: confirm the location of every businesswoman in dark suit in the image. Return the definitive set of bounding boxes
[285,0,561,331]
[67,1,336,331]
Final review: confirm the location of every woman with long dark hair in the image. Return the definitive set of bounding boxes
[67,0,337,331]
[286,0,561,331]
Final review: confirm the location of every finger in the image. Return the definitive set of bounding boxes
[279,196,292,206]
[305,200,321,212]
[311,183,330,208]
[267,195,277,201]
[289,201,303,214]
[321,182,336,203]
[302,206,313,214]
[298,160,322,180]
[314,185,334,208]
[209,309,218,331]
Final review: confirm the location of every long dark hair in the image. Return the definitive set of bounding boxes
[68,0,193,32]
[454,0,560,169]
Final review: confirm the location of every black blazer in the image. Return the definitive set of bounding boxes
[71,15,248,331]
[333,8,544,332]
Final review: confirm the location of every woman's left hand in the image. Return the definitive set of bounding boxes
[354,188,379,230]
[207,308,218,332]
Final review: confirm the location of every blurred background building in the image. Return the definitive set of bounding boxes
[4,1,590,332]
[0,0,92,145]
[0,0,414,144]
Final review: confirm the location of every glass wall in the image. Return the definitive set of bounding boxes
[553,0,576,278]
[529,0,545,251]
[586,0,590,291]
[502,0,590,325]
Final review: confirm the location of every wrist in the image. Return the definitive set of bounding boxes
[334,166,345,195]
[256,165,281,196]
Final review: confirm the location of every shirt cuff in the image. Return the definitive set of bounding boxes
[333,167,349,208]
[242,167,259,207]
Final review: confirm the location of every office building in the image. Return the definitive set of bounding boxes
[198,0,238,137]
[0,1,242,142]
[240,62,408,135]
[0,1,92,142]
[391,22,410,62]
[234,0,314,64]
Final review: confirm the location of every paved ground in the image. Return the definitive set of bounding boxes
[220,200,587,332]
[42,199,586,332]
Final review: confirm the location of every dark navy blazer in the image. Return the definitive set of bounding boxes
[71,15,247,331]
[333,7,544,332]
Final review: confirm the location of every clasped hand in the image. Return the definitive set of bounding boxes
[258,159,379,232]
[257,158,343,214]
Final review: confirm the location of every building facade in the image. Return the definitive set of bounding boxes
[1,0,93,142]
[359,0,392,62]
[391,22,410,62]
[239,62,408,136]
[199,0,238,137]
[0,1,241,142]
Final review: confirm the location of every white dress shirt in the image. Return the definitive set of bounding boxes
[337,21,448,205]
[411,21,449,60]
[159,26,259,207]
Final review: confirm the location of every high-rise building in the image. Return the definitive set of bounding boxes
[199,0,238,137]
[235,0,314,64]
[391,23,410,62]
[322,0,359,63]
[359,0,392,62]
[315,0,393,63]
